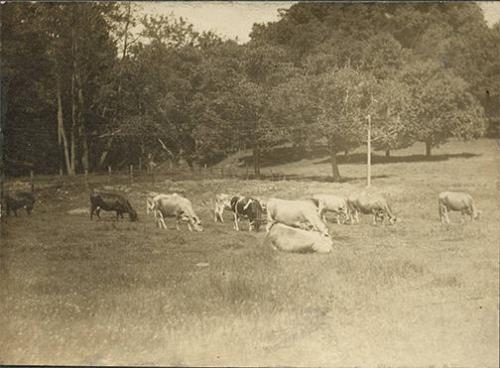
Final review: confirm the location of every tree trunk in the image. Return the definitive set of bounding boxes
[70,26,78,174]
[329,144,341,182]
[425,141,432,157]
[56,78,74,175]
[253,143,261,177]
[385,149,391,157]
[77,82,90,172]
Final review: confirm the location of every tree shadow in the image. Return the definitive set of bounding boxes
[238,145,480,169]
[239,145,329,168]
[246,173,389,183]
[314,152,480,165]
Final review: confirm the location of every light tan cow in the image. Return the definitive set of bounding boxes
[438,191,481,224]
[311,194,348,224]
[346,191,397,225]
[214,193,232,223]
[264,223,333,253]
[151,193,203,231]
[266,198,330,237]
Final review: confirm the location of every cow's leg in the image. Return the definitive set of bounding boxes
[233,213,240,231]
[95,207,101,219]
[157,212,167,229]
[90,204,95,220]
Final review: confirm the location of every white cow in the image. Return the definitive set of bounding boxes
[264,223,333,253]
[311,194,348,224]
[266,198,330,237]
[438,191,481,224]
[214,193,232,223]
[346,192,397,225]
[151,193,203,231]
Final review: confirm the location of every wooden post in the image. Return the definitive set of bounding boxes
[30,170,34,193]
[367,114,371,188]
[84,169,89,188]
[129,165,133,185]
[139,157,142,173]
[108,166,112,183]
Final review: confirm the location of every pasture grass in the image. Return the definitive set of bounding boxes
[0,139,498,367]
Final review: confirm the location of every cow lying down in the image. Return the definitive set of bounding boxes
[263,223,333,254]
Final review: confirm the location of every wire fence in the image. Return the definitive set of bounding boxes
[2,164,297,194]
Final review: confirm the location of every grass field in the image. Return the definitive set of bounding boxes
[1,139,498,367]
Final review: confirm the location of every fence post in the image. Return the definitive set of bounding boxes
[30,170,34,192]
[108,166,112,184]
[129,165,133,185]
[139,157,142,173]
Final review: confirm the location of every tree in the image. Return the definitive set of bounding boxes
[401,61,486,156]
[315,67,375,180]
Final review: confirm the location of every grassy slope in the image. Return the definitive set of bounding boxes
[0,139,498,366]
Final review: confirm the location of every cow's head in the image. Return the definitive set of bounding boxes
[473,210,481,220]
[182,213,203,232]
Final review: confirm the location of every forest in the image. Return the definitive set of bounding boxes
[2,2,499,180]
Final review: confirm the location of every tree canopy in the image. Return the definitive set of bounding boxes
[2,2,496,179]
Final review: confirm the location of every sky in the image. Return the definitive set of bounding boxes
[139,1,500,44]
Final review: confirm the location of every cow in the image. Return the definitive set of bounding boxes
[214,193,232,223]
[438,191,481,224]
[230,195,263,232]
[264,223,333,254]
[311,194,348,224]
[265,198,330,237]
[255,197,269,212]
[146,192,160,216]
[346,192,396,225]
[90,191,138,222]
[151,193,203,232]
[4,191,36,216]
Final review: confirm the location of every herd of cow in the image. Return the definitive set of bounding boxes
[2,187,481,254]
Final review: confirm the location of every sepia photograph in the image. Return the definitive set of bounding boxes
[1,1,499,366]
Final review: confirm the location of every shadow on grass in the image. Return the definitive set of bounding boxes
[314,152,480,165]
[249,173,390,183]
[238,145,480,168]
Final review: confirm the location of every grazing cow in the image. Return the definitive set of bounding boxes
[146,192,160,215]
[90,191,138,222]
[4,191,36,216]
[264,223,333,254]
[347,192,396,225]
[438,191,481,224]
[230,195,263,231]
[255,197,269,212]
[214,193,232,223]
[311,194,348,224]
[152,193,203,232]
[265,198,329,237]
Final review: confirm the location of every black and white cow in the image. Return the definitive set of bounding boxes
[230,195,263,232]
